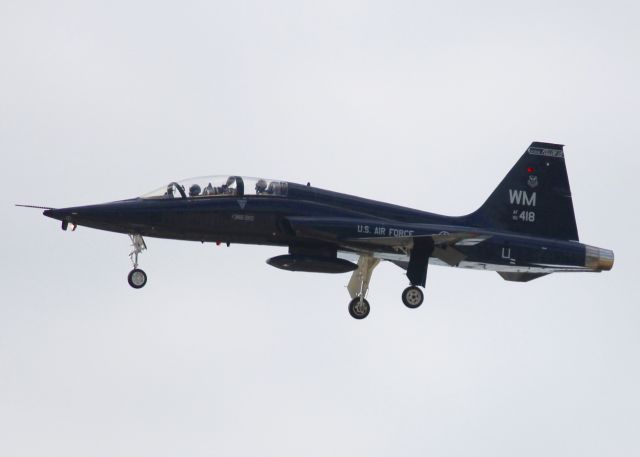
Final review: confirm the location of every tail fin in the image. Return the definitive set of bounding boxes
[470,142,579,241]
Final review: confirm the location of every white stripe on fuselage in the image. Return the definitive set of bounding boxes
[338,251,585,273]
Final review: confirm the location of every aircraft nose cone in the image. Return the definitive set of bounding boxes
[43,208,79,230]
[43,208,68,221]
[43,205,114,222]
[42,200,138,232]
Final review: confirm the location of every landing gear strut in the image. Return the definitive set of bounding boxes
[401,237,432,310]
[346,256,380,320]
[127,234,147,289]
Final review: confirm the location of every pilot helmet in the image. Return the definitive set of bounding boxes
[256,179,267,193]
[189,184,202,197]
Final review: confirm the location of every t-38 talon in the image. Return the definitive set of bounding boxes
[18,143,613,319]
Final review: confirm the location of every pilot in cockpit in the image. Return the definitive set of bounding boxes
[224,177,236,195]
[202,182,215,196]
[189,184,202,197]
[256,179,267,194]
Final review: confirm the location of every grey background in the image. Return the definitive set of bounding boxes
[1,1,639,456]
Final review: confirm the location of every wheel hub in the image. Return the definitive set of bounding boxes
[131,271,145,286]
[349,297,370,319]
[406,290,421,305]
[354,301,367,315]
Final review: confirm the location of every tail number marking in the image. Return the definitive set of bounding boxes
[509,189,537,207]
[512,210,535,222]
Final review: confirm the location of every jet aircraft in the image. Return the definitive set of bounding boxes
[19,142,613,319]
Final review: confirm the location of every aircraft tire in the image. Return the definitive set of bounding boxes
[402,286,424,309]
[128,268,147,289]
[348,297,370,320]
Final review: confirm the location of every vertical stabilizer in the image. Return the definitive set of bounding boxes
[470,142,579,241]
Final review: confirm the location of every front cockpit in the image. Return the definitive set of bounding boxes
[141,176,289,199]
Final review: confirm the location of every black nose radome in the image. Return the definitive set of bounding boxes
[43,208,68,221]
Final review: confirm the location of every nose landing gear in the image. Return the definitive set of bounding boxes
[127,234,147,289]
[128,268,147,288]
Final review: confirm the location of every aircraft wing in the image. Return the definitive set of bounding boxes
[346,232,489,266]
[284,216,490,266]
[345,231,488,248]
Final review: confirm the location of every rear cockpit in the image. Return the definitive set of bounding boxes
[141,176,289,199]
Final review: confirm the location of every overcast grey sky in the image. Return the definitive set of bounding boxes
[1,1,639,456]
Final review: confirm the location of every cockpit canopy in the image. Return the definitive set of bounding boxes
[141,176,289,199]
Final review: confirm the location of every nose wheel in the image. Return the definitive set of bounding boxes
[127,234,148,289]
[128,268,147,288]
[402,286,424,308]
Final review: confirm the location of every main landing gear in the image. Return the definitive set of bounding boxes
[346,238,432,319]
[348,296,370,320]
[347,256,379,320]
[127,234,148,289]
[402,286,424,309]
[345,258,426,319]
[347,284,424,319]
